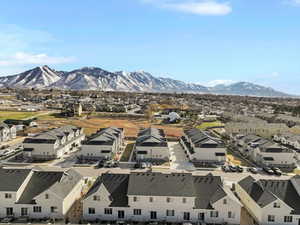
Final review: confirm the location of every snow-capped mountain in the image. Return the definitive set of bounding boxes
[0,66,291,97]
[0,65,61,88]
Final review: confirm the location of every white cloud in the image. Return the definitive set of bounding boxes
[283,0,300,6]
[141,0,232,15]
[290,0,300,5]
[0,52,75,67]
[206,79,235,86]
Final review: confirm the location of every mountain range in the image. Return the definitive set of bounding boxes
[0,66,291,97]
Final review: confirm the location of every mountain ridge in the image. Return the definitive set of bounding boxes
[0,66,292,97]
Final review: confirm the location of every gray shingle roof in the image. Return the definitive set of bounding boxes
[87,172,229,210]
[239,175,300,213]
[0,168,31,192]
[17,171,64,204]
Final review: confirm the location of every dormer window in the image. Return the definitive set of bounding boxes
[93,195,100,201]
[273,202,280,208]
[45,194,49,199]
[5,193,12,199]
[223,199,227,204]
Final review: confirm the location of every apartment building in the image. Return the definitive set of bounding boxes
[133,128,169,162]
[79,127,124,160]
[180,129,226,165]
[252,141,296,169]
[23,125,85,160]
[236,175,300,225]
[83,172,241,224]
[233,134,296,169]
[0,168,85,220]
[0,122,16,142]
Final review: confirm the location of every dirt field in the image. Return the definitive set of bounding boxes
[32,116,183,138]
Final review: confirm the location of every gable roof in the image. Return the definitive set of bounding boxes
[85,173,129,207]
[0,168,31,192]
[85,172,234,210]
[239,176,300,214]
[17,171,64,204]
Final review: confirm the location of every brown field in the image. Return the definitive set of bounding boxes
[30,116,183,138]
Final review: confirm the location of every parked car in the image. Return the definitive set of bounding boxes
[236,166,244,173]
[229,165,237,172]
[94,159,105,169]
[271,167,282,176]
[222,165,230,173]
[263,166,274,175]
[247,167,258,174]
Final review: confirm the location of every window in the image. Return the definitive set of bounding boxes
[50,206,58,213]
[21,208,28,216]
[118,210,125,219]
[183,212,190,221]
[93,195,100,201]
[223,199,227,204]
[137,151,147,155]
[133,196,138,202]
[33,206,42,213]
[198,213,205,221]
[150,211,157,220]
[133,209,142,215]
[149,197,153,202]
[101,150,111,153]
[228,211,235,219]
[182,198,187,203]
[6,208,13,216]
[5,193,12,199]
[166,210,175,217]
[210,211,219,218]
[268,215,275,222]
[104,208,113,215]
[273,202,280,208]
[284,216,293,223]
[45,194,49,199]
[88,208,95,214]
[166,197,171,203]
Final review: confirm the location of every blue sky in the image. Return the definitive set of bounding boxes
[0,0,300,93]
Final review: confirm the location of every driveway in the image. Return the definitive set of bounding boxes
[168,142,195,171]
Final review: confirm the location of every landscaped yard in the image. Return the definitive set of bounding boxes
[0,111,40,121]
[196,121,224,130]
[120,142,134,162]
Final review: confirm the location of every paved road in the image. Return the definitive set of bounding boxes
[169,142,195,171]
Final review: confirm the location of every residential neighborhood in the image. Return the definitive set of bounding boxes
[0,89,300,225]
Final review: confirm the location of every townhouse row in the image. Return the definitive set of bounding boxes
[180,128,226,166]
[0,167,299,225]
[0,167,86,219]
[232,133,296,169]
[23,125,85,160]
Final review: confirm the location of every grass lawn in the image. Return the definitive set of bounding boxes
[197,121,224,130]
[120,143,134,162]
[0,111,39,121]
